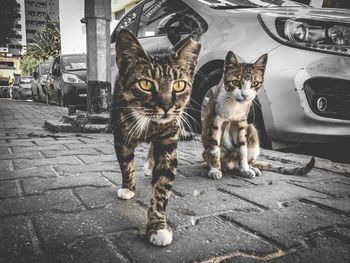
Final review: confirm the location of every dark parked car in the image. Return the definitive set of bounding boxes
[32,61,53,103]
[47,54,87,107]
[18,77,33,100]
[0,80,10,98]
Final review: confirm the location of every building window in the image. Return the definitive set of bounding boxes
[0,61,15,69]
[15,24,22,29]
[37,11,47,17]
[26,29,37,34]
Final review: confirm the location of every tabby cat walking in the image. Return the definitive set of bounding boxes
[202,51,314,179]
[111,29,201,246]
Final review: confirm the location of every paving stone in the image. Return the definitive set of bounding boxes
[54,163,118,175]
[65,143,113,150]
[77,154,117,164]
[11,145,68,153]
[222,253,299,263]
[221,182,328,209]
[0,253,46,263]
[75,186,119,209]
[0,151,43,160]
[0,160,11,170]
[46,236,121,263]
[0,190,83,216]
[110,216,277,263]
[33,202,147,251]
[0,167,56,180]
[173,173,252,197]
[34,139,84,146]
[222,202,350,249]
[41,148,99,158]
[1,141,35,147]
[0,216,33,254]
[94,147,115,155]
[0,180,18,199]
[22,173,112,195]
[290,179,350,198]
[136,180,261,228]
[0,147,10,154]
[13,156,81,170]
[304,197,350,215]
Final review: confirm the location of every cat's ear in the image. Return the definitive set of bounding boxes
[175,38,201,72]
[115,29,151,70]
[254,54,268,72]
[225,51,239,68]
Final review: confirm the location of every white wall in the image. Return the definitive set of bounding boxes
[59,0,86,54]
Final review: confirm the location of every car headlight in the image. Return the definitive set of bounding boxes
[62,73,85,84]
[258,12,350,56]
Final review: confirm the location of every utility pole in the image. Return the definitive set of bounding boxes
[84,0,111,114]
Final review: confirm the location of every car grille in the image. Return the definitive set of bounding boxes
[304,78,350,121]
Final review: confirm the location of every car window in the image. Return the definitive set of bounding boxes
[137,0,206,43]
[61,56,86,71]
[111,6,140,41]
[52,57,60,75]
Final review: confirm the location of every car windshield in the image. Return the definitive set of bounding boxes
[20,78,32,84]
[39,62,52,74]
[61,55,86,71]
[200,0,306,8]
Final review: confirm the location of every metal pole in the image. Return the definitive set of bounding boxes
[84,0,111,114]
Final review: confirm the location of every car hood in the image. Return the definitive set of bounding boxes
[63,70,87,82]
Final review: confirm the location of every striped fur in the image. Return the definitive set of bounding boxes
[202,51,314,179]
[111,29,200,246]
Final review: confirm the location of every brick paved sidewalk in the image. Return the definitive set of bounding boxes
[0,99,349,263]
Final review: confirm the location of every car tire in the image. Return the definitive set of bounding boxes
[248,97,271,149]
[190,67,223,132]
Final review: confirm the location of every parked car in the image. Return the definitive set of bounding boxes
[17,77,33,100]
[0,80,10,98]
[32,61,53,103]
[47,54,87,108]
[111,0,350,148]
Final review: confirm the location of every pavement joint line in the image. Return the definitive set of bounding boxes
[71,188,90,210]
[9,159,14,171]
[26,216,44,255]
[101,173,120,187]
[199,249,286,263]
[16,179,24,197]
[61,144,71,150]
[50,166,61,177]
[304,223,350,237]
[37,151,45,158]
[286,181,337,198]
[299,198,350,217]
[7,147,12,154]
[74,155,86,165]
[217,187,269,210]
[103,236,131,263]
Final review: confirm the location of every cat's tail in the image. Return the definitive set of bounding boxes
[251,156,315,176]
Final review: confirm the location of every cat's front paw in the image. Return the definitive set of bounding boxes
[239,168,256,178]
[149,229,173,246]
[117,189,135,199]
[208,167,222,180]
[250,166,261,176]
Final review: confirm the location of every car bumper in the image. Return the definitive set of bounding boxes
[61,82,87,107]
[260,45,350,143]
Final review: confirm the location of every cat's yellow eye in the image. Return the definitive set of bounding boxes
[173,80,186,92]
[231,80,241,87]
[138,79,153,91]
[252,81,260,87]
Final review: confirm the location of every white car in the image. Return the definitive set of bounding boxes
[111,0,350,148]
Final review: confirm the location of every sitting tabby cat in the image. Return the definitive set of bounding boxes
[111,29,201,246]
[202,51,314,179]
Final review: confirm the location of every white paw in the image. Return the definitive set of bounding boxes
[250,166,261,176]
[239,168,256,178]
[149,229,173,247]
[144,162,152,177]
[117,189,135,200]
[208,167,222,180]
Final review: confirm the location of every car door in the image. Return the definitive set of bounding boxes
[48,57,60,104]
